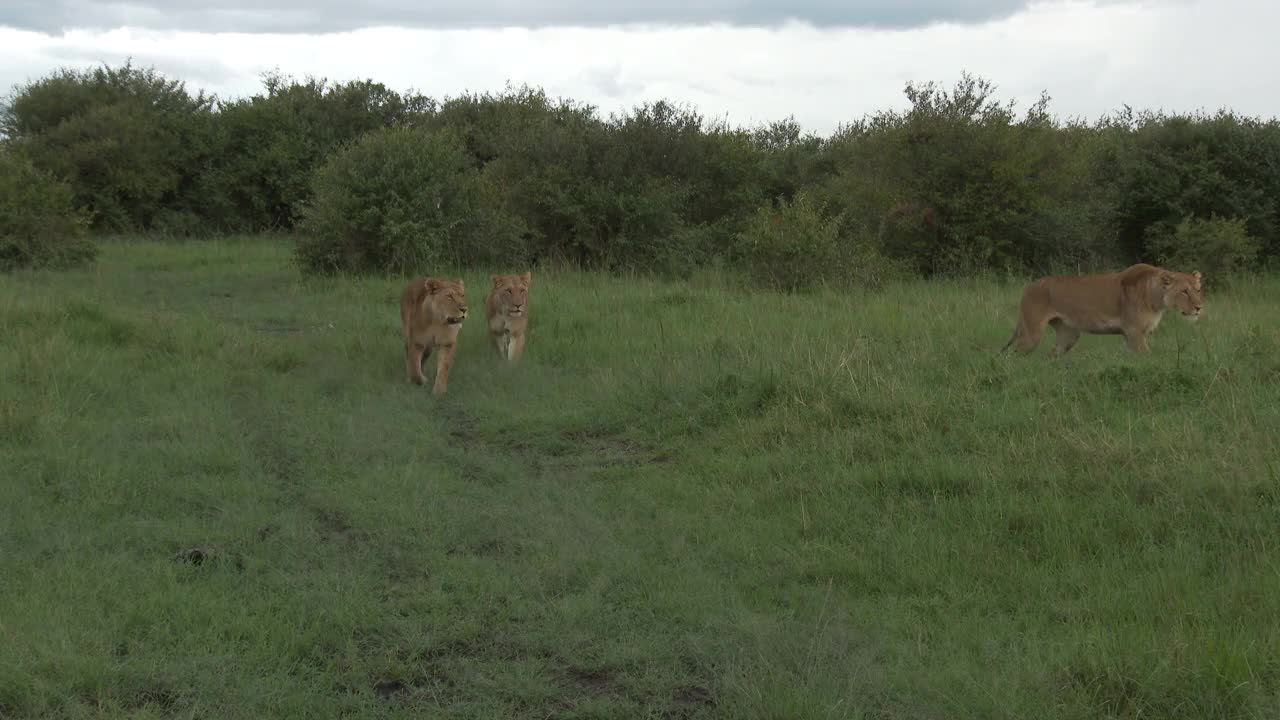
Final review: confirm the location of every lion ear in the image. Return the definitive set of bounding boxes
[1192,270,1202,289]
[423,278,441,294]
[455,279,464,290]
[520,271,531,285]
[491,274,501,286]
[1159,272,1173,287]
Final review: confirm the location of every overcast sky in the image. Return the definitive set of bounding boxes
[1,0,1275,135]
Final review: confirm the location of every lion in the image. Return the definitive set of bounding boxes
[399,276,468,394]
[484,272,531,365]
[1000,263,1203,357]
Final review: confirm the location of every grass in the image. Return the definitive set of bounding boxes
[3,236,1280,719]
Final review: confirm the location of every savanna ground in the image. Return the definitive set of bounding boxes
[3,237,1280,719]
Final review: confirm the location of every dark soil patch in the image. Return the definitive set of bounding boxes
[172,546,214,565]
[665,684,715,718]
[567,428,668,466]
[314,507,357,542]
[373,679,408,700]
[446,411,480,447]
[673,685,713,706]
[564,666,624,696]
[172,545,244,571]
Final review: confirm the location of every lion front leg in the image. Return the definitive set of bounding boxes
[1123,330,1150,353]
[507,331,526,365]
[405,342,429,384]
[432,343,456,396]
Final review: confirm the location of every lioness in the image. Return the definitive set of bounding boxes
[400,276,467,395]
[484,272,531,365]
[1001,263,1202,357]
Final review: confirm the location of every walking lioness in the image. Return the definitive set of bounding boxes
[484,272,531,365]
[1001,263,1203,357]
[400,276,467,395]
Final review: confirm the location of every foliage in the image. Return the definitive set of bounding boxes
[817,74,1111,276]
[201,73,433,232]
[427,85,605,266]
[1147,215,1260,285]
[1097,108,1280,264]
[6,61,1280,283]
[0,149,95,270]
[1,61,214,233]
[734,191,845,291]
[750,116,825,203]
[295,126,523,275]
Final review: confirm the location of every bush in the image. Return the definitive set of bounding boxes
[593,177,694,273]
[1146,214,1260,285]
[595,101,768,267]
[1,62,215,233]
[12,61,1280,283]
[734,192,845,292]
[1099,109,1280,265]
[0,150,95,271]
[295,126,524,275]
[205,73,430,232]
[430,86,604,266]
[817,75,1110,276]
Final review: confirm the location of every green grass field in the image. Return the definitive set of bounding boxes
[3,237,1280,719]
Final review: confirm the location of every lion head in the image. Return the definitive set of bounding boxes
[424,278,467,325]
[490,272,531,317]
[1159,269,1203,321]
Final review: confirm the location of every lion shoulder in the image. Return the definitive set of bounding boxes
[400,276,429,318]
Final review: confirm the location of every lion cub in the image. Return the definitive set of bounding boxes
[1001,263,1203,357]
[484,272,531,365]
[399,276,467,395]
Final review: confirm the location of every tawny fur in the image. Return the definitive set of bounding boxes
[1000,263,1203,357]
[484,272,531,365]
[399,276,467,395]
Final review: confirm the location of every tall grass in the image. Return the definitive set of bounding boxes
[2,237,1279,718]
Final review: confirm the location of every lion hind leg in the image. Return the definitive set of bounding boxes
[1004,314,1047,355]
[1048,319,1081,359]
[999,324,1020,354]
[1002,287,1052,355]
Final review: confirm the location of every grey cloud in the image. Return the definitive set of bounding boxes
[3,0,1037,34]
[46,45,241,87]
[579,66,644,99]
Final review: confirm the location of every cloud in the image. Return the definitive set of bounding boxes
[44,43,241,88]
[0,0,1275,137]
[578,65,645,100]
[3,0,1038,35]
